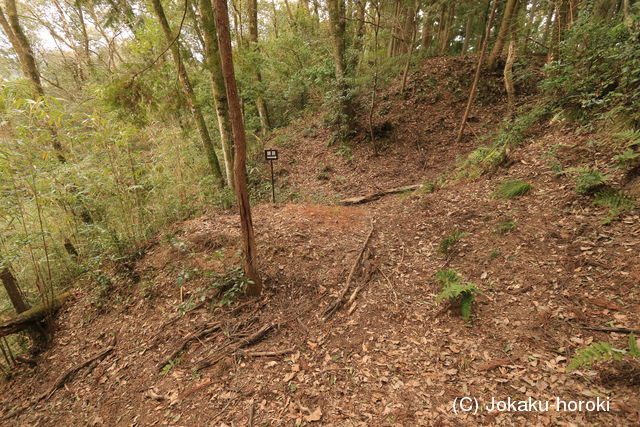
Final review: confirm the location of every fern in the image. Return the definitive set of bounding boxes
[437,230,467,255]
[593,189,636,224]
[434,269,480,322]
[565,168,610,194]
[567,333,639,371]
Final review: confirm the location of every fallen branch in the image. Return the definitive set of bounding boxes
[580,326,640,334]
[0,291,72,338]
[243,347,295,357]
[339,185,421,205]
[323,222,375,320]
[157,322,220,371]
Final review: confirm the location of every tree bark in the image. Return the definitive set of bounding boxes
[149,0,224,188]
[212,0,262,296]
[487,0,518,70]
[199,0,235,190]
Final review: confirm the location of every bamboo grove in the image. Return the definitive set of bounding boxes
[0,0,638,359]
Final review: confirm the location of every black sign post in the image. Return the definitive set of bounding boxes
[264,149,278,203]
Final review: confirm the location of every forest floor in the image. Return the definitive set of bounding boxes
[1,57,639,426]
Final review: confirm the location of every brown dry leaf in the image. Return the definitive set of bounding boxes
[305,407,323,422]
[588,297,624,311]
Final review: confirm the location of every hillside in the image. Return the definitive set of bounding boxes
[1,56,639,426]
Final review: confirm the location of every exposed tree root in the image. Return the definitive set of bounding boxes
[323,222,375,320]
[156,322,221,371]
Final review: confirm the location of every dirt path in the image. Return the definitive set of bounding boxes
[1,57,639,425]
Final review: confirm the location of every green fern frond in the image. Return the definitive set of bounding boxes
[434,269,480,322]
[567,342,624,371]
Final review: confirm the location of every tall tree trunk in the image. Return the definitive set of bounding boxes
[199,0,235,190]
[247,0,271,135]
[75,0,93,71]
[438,2,455,55]
[420,10,432,53]
[504,39,516,116]
[349,0,366,71]
[149,0,224,188]
[462,13,473,55]
[212,0,262,296]
[327,0,354,137]
[487,0,518,70]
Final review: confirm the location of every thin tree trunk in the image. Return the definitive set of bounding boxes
[420,10,432,53]
[455,0,498,145]
[487,0,518,70]
[199,0,235,190]
[149,0,224,187]
[212,0,262,296]
[247,0,271,135]
[504,39,516,116]
[462,13,473,55]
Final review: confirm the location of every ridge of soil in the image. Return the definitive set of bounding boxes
[1,56,639,426]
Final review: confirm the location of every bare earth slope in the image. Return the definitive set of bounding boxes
[1,57,639,426]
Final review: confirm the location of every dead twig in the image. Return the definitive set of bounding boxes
[323,222,375,320]
[580,326,640,334]
[157,322,221,371]
[243,347,295,357]
[194,323,276,371]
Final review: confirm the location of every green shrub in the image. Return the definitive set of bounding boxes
[434,269,481,322]
[494,179,532,199]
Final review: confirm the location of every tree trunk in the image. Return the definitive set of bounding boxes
[212,0,262,296]
[327,0,354,137]
[247,0,271,135]
[199,0,235,190]
[504,39,516,116]
[487,0,518,70]
[455,0,498,144]
[438,2,455,55]
[349,0,366,71]
[420,10,432,53]
[462,13,473,55]
[149,0,224,188]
